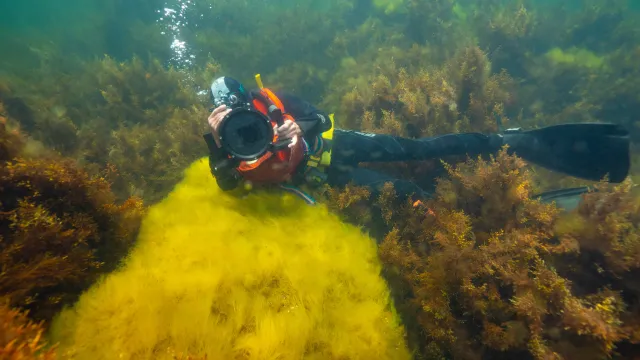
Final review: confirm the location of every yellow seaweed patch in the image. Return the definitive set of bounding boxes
[48,157,411,360]
[373,0,405,15]
[545,47,606,69]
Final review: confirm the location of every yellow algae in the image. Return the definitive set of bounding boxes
[49,157,411,360]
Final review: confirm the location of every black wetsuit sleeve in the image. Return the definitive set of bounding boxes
[272,91,333,141]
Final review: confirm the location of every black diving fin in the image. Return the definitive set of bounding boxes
[501,123,630,183]
[533,186,592,212]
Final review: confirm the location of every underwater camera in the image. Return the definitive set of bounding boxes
[210,79,290,162]
[217,106,276,161]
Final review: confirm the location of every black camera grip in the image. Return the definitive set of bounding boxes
[209,156,242,191]
[272,138,293,151]
[268,105,285,126]
[267,106,297,152]
[203,132,227,161]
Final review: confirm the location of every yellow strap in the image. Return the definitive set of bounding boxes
[308,154,320,163]
[320,151,331,167]
[305,113,334,171]
[317,113,334,166]
[323,113,335,140]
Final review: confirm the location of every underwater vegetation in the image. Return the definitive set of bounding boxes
[0,55,216,204]
[46,158,411,360]
[0,102,145,324]
[323,44,512,137]
[367,148,640,359]
[0,300,57,359]
[162,0,355,102]
[0,0,639,359]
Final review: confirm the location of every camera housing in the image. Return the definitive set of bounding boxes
[209,76,292,163]
[217,107,275,160]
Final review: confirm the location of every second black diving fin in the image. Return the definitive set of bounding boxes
[534,186,593,212]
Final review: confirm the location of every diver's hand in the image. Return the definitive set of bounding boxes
[207,105,232,147]
[275,119,302,148]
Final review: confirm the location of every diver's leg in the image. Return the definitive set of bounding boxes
[330,123,631,183]
[331,129,503,165]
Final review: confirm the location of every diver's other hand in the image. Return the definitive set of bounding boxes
[207,105,231,147]
[275,119,302,148]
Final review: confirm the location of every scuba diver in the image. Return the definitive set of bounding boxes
[203,75,631,210]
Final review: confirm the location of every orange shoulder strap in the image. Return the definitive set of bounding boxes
[252,88,292,120]
[261,88,285,112]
